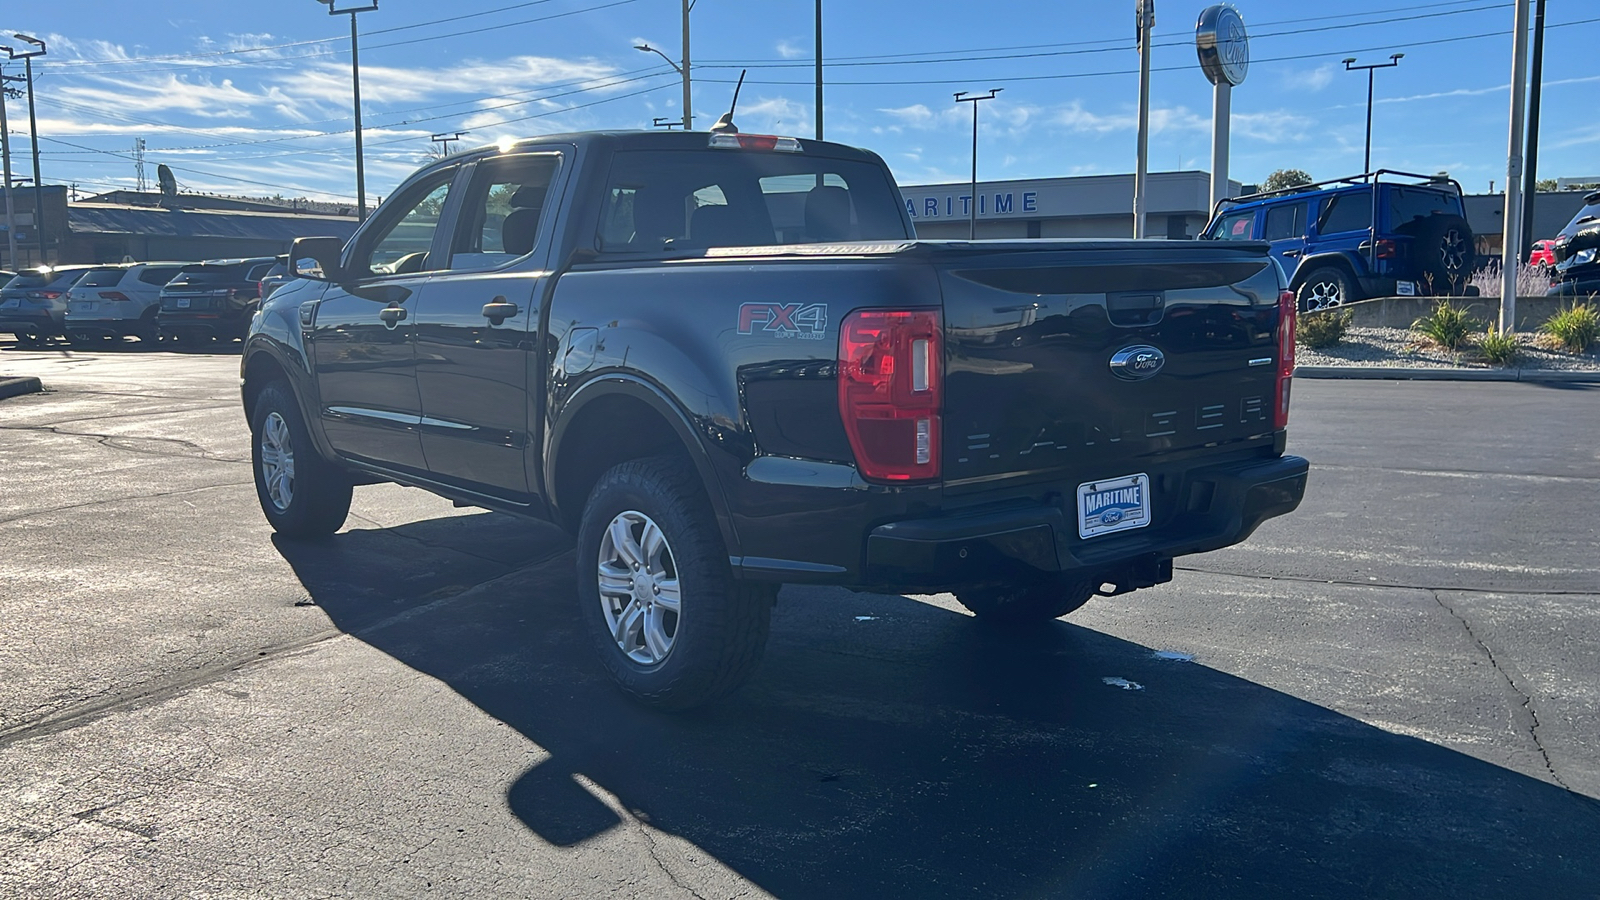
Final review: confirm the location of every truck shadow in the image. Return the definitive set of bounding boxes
[273,512,1600,899]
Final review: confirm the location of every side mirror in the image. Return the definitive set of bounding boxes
[290,236,348,282]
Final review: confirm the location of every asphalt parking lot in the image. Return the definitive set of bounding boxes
[1,340,1598,899]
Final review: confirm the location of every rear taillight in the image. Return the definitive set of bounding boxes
[1275,289,1296,430]
[29,290,62,300]
[838,308,942,482]
[258,280,268,298]
[98,291,132,302]
[1374,239,1399,259]
[708,133,803,152]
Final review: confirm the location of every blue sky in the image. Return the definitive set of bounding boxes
[1,0,1595,204]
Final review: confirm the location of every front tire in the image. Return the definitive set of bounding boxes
[250,382,352,539]
[577,457,773,711]
[956,574,1098,626]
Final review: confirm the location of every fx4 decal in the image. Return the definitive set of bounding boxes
[737,302,829,340]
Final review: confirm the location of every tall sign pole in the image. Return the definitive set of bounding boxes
[955,89,1002,240]
[1196,5,1250,212]
[1133,0,1154,238]
[1501,0,1531,333]
[0,65,18,269]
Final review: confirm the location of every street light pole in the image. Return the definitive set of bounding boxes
[681,0,692,131]
[1501,0,1532,333]
[317,1,378,220]
[1342,54,1403,175]
[636,39,692,131]
[815,0,823,140]
[1133,0,1154,238]
[955,89,1001,241]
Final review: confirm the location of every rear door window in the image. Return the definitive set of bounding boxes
[1317,190,1373,235]
[447,152,561,271]
[1262,203,1306,241]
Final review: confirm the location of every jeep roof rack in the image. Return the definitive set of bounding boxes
[1209,169,1465,221]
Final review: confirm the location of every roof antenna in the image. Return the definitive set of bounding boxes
[710,70,747,134]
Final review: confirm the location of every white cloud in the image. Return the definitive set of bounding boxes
[775,39,807,60]
[1282,64,1335,93]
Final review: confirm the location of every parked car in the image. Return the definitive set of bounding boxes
[0,265,95,344]
[242,129,1308,710]
[158,257,277,343]
[257,256,291,300]
[1549,191,1600,298]
[64,261,190,344]
[1529,238,1558,268]
[1204,170,1474,311]
[0,270,14,289]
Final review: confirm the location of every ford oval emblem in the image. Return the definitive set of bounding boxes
[1109,345,1165,381]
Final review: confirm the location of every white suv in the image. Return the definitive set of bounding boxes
[65,262,190,344]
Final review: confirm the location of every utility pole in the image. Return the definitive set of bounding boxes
[1133,0,1154,238]
[955,89,1001,241]
[1343,54,1403,176]
[1501,0,1532,333]
[1519,0,1546,262]
[430,131,468,156]
[316,1,378,220]
[0,64,17,269]
[133,138,147,192]
[682,0,693,130]
[5,36,47,265]
[812,0,825,140]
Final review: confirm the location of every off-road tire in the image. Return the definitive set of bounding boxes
[250,382,352,539]
[1409,214,1473,295]
[577,456,774,711]
[1296,265,1358,312]
[956,575,1099,625]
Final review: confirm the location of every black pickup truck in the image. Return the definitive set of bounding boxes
[242,129,1308,709]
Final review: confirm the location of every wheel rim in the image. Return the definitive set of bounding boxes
[597,510,681,667]
[1305,279,1342,311]
[1440,228,1469,276]
[259,411,296,512]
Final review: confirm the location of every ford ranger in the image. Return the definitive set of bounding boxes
[241,129,1308,710]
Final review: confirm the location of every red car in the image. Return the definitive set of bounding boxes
[1529,238,1557,267]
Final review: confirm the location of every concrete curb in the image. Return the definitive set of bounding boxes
[0,376,44,400]
[1295,365,1600,383]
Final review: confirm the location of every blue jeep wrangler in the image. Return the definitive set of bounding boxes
[1203,170,1474,311]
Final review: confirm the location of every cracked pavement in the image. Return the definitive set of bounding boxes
[1,344,1597,898]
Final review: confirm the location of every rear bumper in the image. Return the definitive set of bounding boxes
[863,454,1308,590]
[66,317,147,337]
[0,311,61,337]
[159,310,252,339]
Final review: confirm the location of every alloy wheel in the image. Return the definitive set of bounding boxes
[1304,280,1343,311]
[259,411,296,512]
[597,510,681,666]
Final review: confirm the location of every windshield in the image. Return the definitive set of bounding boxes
[6,272,54,290]
[597,149,909,254]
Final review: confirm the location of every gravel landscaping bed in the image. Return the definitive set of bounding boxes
[1298,326,1600,371]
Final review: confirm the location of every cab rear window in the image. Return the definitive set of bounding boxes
[76,267,129,288]
[597,149,909,254]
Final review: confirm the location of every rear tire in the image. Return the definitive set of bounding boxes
[1408,214,1474,294]
[577,457,773,711]
[956,575,1098,626]
[1296,265,1358,312]
[250,382,352,539]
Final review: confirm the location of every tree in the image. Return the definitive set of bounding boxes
[1261,168,1313,192]
[1535,178,1558,192]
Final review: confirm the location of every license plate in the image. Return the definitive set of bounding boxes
[1396,281,1416,296]
[1077,473,1152,539]
[175,298,191,309]
[75,301,98,312]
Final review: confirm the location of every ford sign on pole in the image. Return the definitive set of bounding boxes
[1196,4,1249,211]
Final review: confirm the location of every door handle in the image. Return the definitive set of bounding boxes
[1281,249,1301,258]
[482,296,520,325]
[378,305,407,328]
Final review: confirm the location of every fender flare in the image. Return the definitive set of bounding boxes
[1289,252,1361,288]
[547,373,743,559]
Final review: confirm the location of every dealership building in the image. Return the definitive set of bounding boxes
[898,170,1240,241]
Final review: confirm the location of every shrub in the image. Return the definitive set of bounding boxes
[1541,302,1600,353]
[1297,308,1353,350]
[1411,302,1484,351]
[1477,326,1521,366]
[1469,260,1555,298]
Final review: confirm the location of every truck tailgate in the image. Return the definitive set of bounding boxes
[933,241,1284,493]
